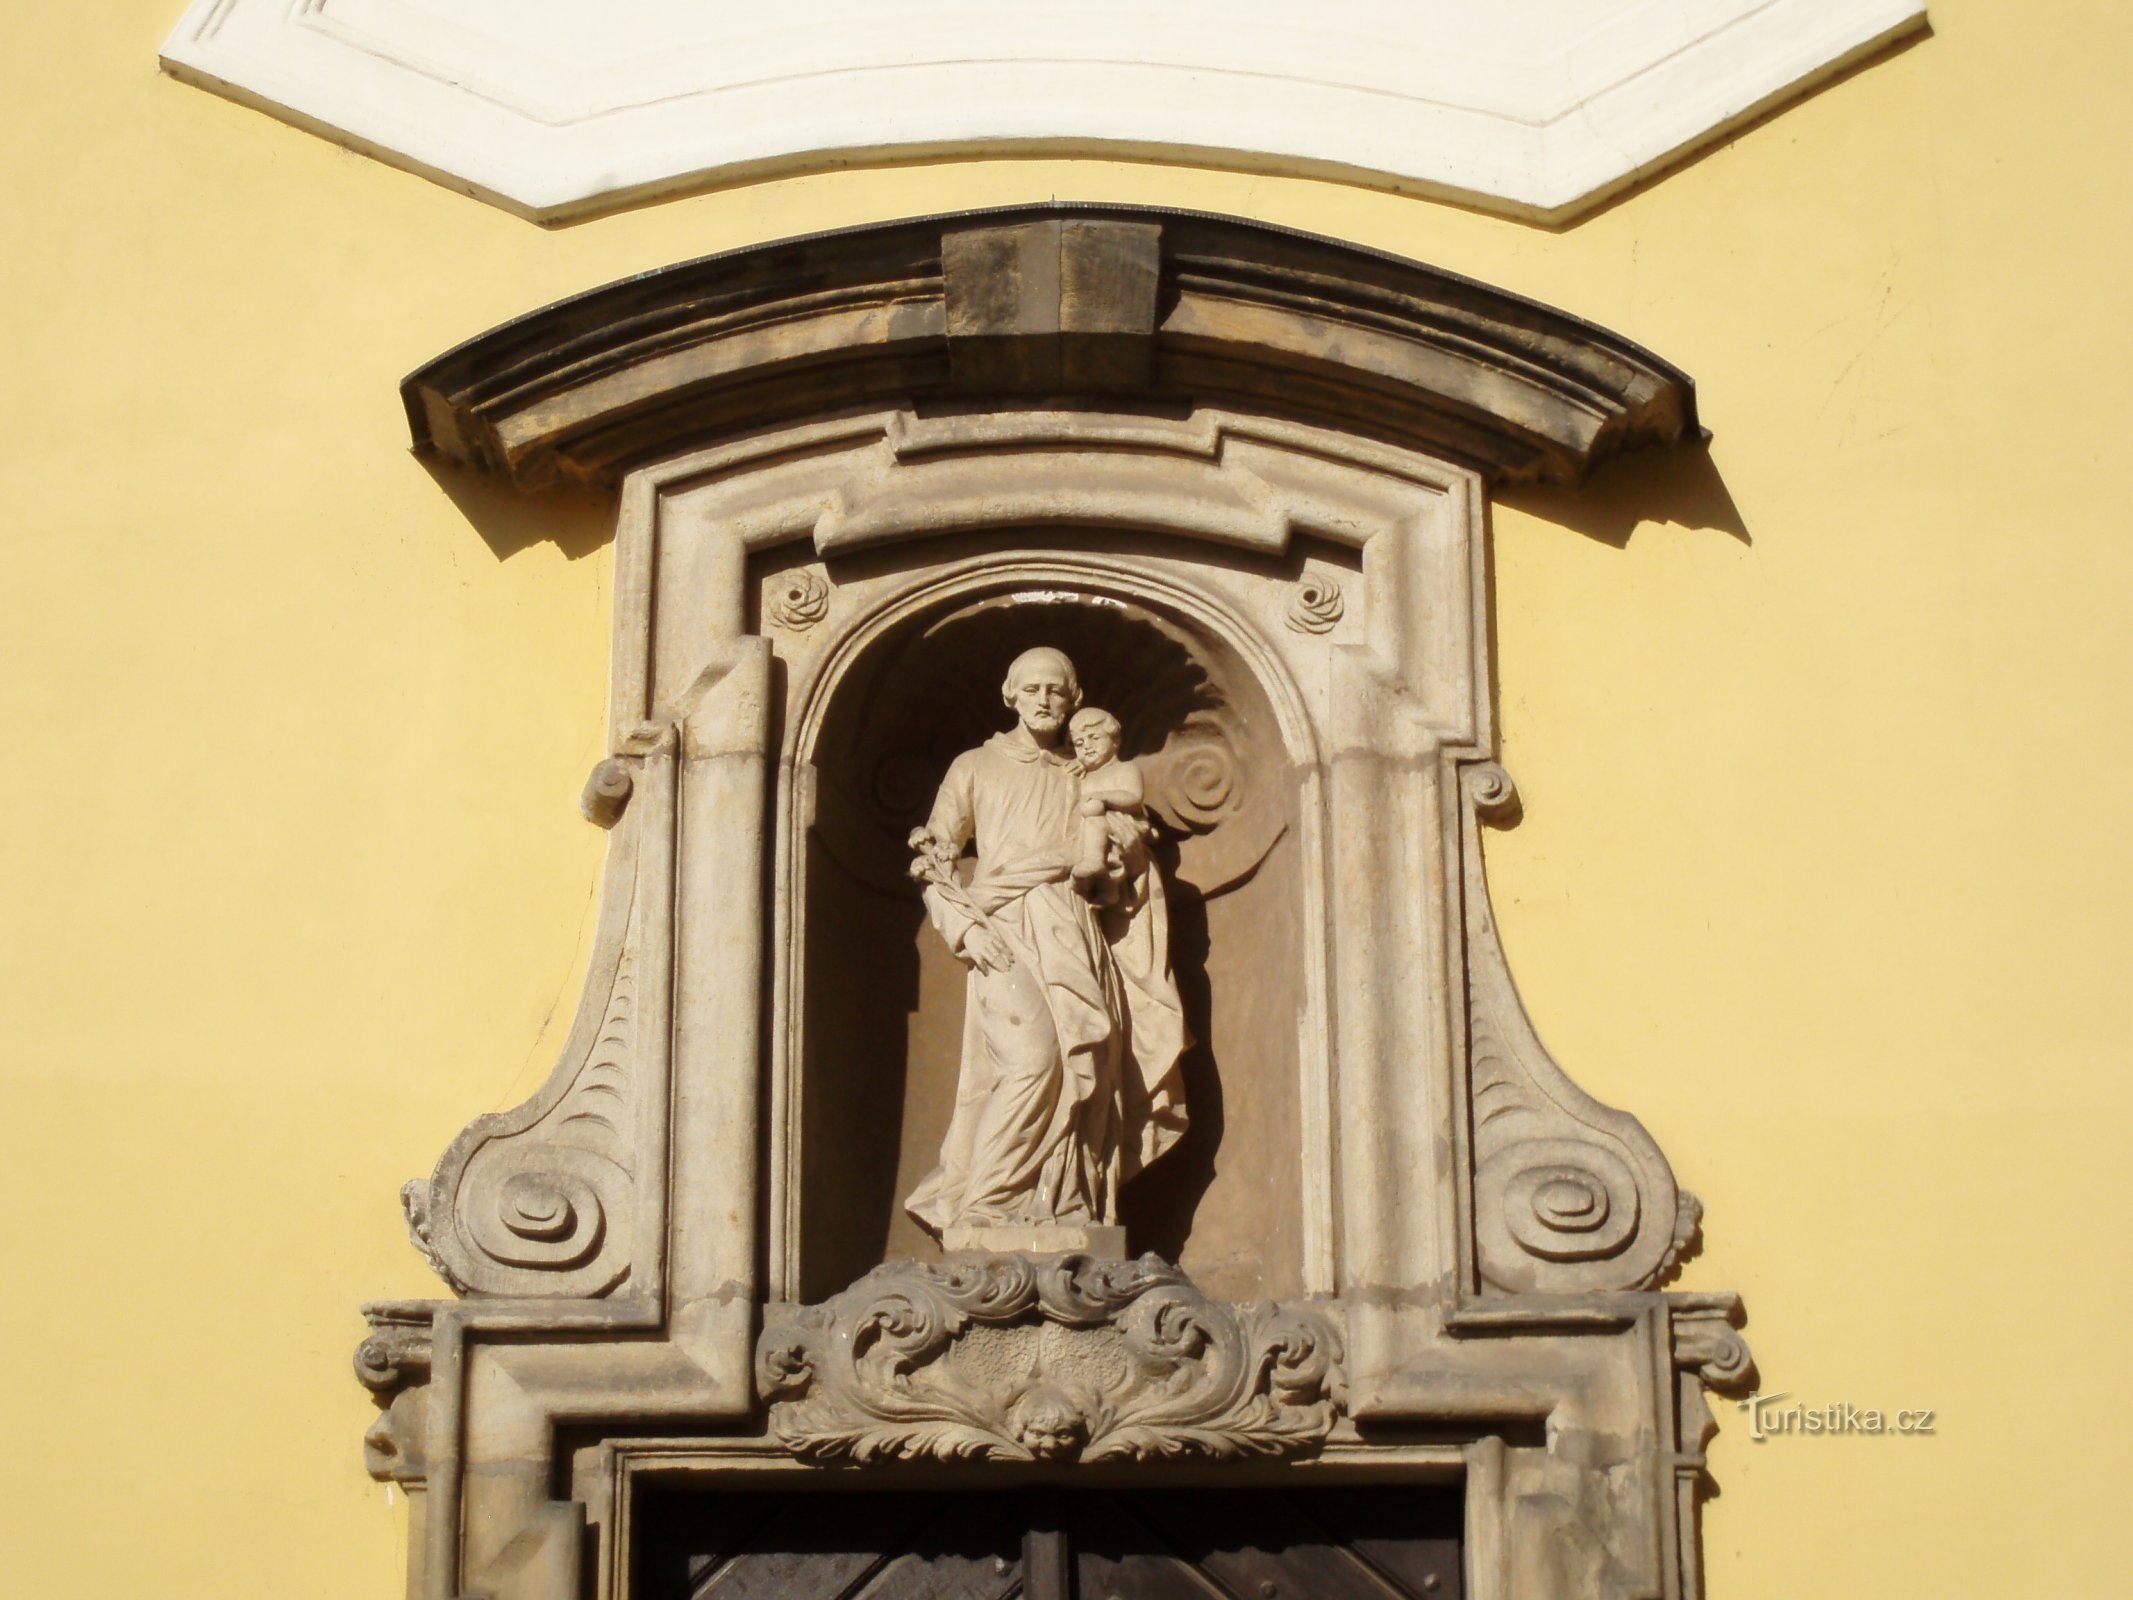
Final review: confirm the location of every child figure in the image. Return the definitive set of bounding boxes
[1069,707,1143,891]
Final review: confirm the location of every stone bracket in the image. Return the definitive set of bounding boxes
[402,730,678,1300]
[1459,761,1701,1295]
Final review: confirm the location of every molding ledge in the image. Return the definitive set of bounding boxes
[161,1,1927,224]
[401,206,1701,492]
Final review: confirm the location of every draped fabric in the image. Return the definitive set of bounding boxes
[1100,818,1191,1180]
[905,731,1190,1234]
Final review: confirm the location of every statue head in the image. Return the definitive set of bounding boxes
[1068,706,1123,770]
[1000,647,1081,741]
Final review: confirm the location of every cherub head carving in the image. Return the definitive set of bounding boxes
[1068,706,1123,771]
[1006,1385,1089,1461]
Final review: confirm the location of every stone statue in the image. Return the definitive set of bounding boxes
[904,647,1190,1251]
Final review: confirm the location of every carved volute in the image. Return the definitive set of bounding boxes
[362,207,1748,1600]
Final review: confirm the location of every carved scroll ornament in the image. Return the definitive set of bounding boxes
[400,734,675,1298]
[756,1254,1345,1464]
[1463,763,1702,1294]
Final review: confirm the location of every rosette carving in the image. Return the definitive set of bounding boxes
[756,1254,1345,1464]
[767,568,831,630]
[1284,574,1345,634]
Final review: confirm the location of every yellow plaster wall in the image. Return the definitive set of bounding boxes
[3,2,2126,1593]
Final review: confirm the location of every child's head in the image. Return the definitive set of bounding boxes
[1068,707,1122,768]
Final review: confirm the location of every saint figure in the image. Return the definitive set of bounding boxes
[904,647,1190,1241]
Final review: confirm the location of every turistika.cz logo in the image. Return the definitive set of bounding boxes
[1738,1393,1937,1441]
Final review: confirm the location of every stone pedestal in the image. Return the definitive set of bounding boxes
[941,1223,1127,1257]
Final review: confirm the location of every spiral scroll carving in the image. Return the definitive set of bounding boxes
[1284,574,1345,634]
[1153,735,1238,830]
[1466,760,1520,822]
[757,1254,1345,1464]
[1479,1138,1642,1264]
[459,1147,624,1271]
[579,758,634,829]
[1672,1300,1757,1395]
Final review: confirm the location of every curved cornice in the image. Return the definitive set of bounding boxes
[404,205,1700,492]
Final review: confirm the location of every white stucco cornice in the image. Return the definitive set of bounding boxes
[160,1,1927,224]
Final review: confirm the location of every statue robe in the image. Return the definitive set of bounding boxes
[905,730,1188,1233]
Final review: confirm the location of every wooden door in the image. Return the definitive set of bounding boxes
[634,1484,1461,1600]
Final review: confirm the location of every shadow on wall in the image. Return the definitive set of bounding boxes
[1477,441,1752,834]
[423,455,617,561]
[1496,442,1750,550]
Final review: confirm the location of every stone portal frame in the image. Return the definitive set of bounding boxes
[363,207,1752,1600]
[633,405,1490,1305]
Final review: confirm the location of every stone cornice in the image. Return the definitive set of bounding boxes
[402,206,1700,492]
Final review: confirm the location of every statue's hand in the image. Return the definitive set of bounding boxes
[962,926,1016,974]
[1105,812,1150,849]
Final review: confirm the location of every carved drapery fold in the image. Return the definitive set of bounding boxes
[757,1254,1346,1464]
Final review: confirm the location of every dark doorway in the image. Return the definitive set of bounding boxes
[633,1483,1462,1600]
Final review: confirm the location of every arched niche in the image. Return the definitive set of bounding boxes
[360,208,1751,1600]
[788,546,1318,1302]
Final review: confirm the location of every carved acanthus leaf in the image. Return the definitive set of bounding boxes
[756,1254,1345,1464]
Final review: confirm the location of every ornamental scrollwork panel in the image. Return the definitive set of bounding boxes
[756,1254,1346,1464]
